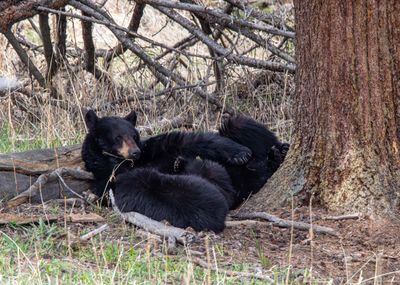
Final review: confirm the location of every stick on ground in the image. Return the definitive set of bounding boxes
[190,256,274,282]
[231,211,339,237]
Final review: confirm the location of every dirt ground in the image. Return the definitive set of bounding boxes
[1,202,399,284]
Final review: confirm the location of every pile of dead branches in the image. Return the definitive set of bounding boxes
[0,0,295,114]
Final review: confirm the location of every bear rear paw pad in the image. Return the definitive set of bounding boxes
[227,150,252,165]
[173,156,186,173]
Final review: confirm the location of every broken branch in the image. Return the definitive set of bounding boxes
[231,211,339,236]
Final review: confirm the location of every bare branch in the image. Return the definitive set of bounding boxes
[2,29,46,88]
[231,211,339,236]
[103,3,146,69]
[7,167,94,208]
[141,0,295,38]
[55,6,68,60]
[150,4,296,72]
[69,0,235,113]
[39,13,58,81]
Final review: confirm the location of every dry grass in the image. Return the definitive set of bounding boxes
[0,1,299,284]
[0,1,294,153]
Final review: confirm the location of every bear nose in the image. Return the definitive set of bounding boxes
[129,149,141,160]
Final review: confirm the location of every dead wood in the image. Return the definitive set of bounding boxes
[190,256,274,282]
[231,211,339,236]
[320,213,362,221]
[0,212,104,225]
[2,0,295,114]
[39,13,59,81]
[0,145,90,203]
[79,224,110,240]
[6,167,94,208]
[0,0,69,32]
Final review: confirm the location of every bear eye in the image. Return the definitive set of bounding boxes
[114,135,122,143]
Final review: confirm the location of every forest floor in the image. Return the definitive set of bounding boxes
[0,202,399,284]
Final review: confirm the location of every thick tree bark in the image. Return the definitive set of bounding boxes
[242,1,400,215]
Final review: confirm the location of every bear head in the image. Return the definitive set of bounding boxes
[84,110,142,160]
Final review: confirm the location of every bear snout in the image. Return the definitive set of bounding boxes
[117,138,141,159]
[129,149,141,160]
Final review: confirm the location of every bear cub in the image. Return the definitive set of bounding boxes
[81,110,288,232]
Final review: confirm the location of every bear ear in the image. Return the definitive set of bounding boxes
[85,110,98,131]
[125,111,137,127]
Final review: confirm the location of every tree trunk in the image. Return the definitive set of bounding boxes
[242,1,400,215]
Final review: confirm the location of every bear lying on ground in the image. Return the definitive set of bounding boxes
[82,110,252,232]
[81,110,288,232]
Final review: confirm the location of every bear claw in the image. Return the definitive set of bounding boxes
[227,150,252,165]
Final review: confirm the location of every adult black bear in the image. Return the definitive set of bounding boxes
[81,110,252,232]
[81,110,288,232]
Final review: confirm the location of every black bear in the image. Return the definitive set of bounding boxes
[172,116,289,208]
[172,156,237,208]
[81,110,288,232]
[81,110,253,232]
[218,115,289,207]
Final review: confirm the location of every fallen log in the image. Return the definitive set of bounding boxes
[0,145,90,203]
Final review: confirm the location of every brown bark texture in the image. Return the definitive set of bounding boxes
[242,0,400,215]
[0,0,69,32]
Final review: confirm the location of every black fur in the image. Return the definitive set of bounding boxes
[81,110,289,232]
[81,110,141,197]
[173,156,236,208]
[218,115,289,207]
[81,110,257,232]
[112,168,229,232]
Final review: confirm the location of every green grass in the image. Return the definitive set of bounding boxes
[0,124,83,153]
[0,221,293,285]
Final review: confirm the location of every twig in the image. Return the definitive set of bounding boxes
[96,81,215,111]
[224,0,293,32]
[150,4,296,73]
[141,0,294,38]
[321,213,361,221]
[37,6,216,61]
[140,0,295,63]
[109,190,196,245]
[231,211,339,236]
[69,0,235,114]
[103,3,146,69]
[55,171,97,207]
[80,224,110,241]
[7,167,94,208]
[191,256,274,282]
[225,220,269,227]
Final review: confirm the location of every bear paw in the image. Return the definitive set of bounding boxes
[173,156,186,173]
[227,150,252,165]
